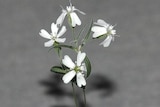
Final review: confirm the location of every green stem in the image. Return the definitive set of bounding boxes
[83,88,86,107]
[72,82,78,107]
[72,28,78,47]
[72,27,75,41]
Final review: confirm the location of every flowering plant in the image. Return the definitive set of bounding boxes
[39,0,117,106]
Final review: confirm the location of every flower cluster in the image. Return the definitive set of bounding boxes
[39,0,117,88]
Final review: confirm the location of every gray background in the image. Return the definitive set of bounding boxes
[0,0,160,107]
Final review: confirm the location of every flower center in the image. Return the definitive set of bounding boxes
[67,6,73,13]
[106,28,114,36]
[107,30,112,35]
[51,34,57,40]
[74,66,81,73]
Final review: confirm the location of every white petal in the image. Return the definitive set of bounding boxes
[95,19,109,27]
[44,40,54,47]
[76,72,86,87]
[62,55,75,69]
[92,32,106,38]
[39,29,51,39]
[51,23,58,35]
[56,11,67,26]
[62,70,76,84]
[77,51,86,66]
[57,26,67,37]
[55,38,66,43]
[91,26,107,38]
[100,35,112,47]
[91,26,107,33]
[70,12,81,27]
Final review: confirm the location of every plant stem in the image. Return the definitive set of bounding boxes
[83,88,86,107]
[72,82,78,107]
[72,28,78,47]
[72,27,76,41]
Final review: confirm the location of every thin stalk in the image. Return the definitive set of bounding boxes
[72,82,78,107]
[71,28,78,47]
[83,88,86,107]
[72,27,76,41]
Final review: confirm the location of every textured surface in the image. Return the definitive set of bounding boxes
[0,0,160,107]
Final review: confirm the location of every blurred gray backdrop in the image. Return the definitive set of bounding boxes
[0,0,160,107]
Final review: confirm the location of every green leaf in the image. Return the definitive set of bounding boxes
[50,66,68,74]
[84,56,91,77]
[81,20,93,46]
[55,47,61,58]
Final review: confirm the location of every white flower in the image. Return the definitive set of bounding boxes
[39,23,66,47]
[56,0,85,27]
[91,19,116,47]
[62,51,87,87]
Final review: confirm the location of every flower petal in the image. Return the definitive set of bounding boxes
[44,40,54,47]
[76,72,86,87]
[91,26,107,33]
[56,11,67,26]
[62,55,75,69]
[51,23,58,35]
[95,19,109,27]
[77,51,86,66]
[92,32,106,38]
[39,29,51,39]
[91,26,107,38]
[55,38,66,43]
[100,35,112,47]
[62,70,76,84]
[57,26,67,37]
[70,12,81,27]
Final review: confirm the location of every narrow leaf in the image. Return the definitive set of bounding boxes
[81,20,93,46]
[50,66,68,74]
[77,24,87,40]
[55,47,61,58]
[84,56,91,77]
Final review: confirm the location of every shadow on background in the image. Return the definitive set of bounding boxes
[39,74,72,98]
[39,73,116,107]
[87,74,116,97]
